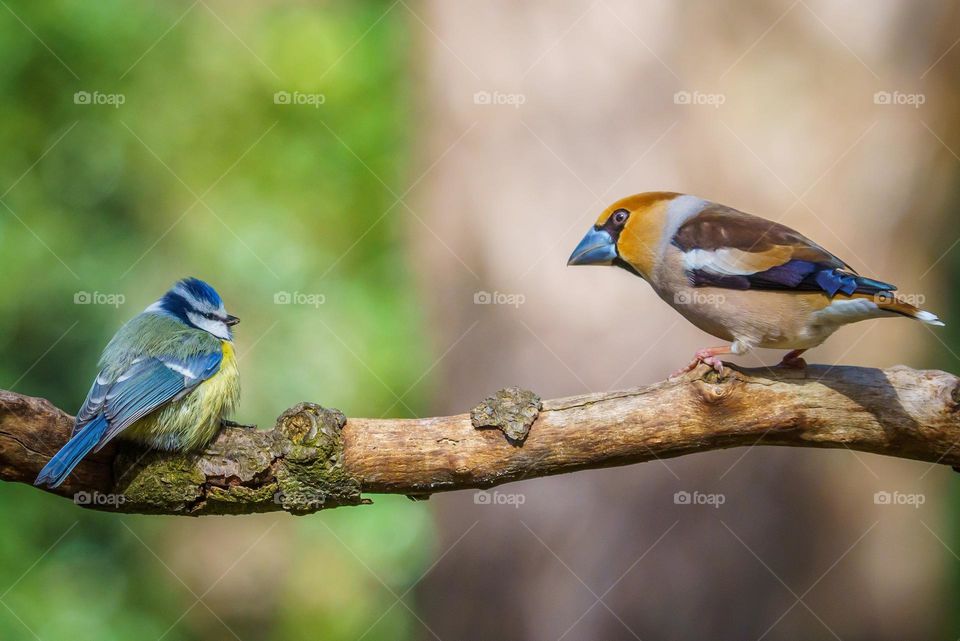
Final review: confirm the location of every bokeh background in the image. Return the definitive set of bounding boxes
[0,1,958,639]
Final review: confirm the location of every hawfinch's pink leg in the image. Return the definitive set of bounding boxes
[672,346,733,378]
[778,349,808,369]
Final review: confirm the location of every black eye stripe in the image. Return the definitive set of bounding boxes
[597,209,631,241]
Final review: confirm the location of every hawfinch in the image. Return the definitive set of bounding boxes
[568,192,944,375]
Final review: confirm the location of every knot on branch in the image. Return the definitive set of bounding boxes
[691,369,741,404]
[111,403,364,516]
[471,387,542,444]
[273,403,365,515]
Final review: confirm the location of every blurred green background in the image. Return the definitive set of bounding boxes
[0,1,436,639]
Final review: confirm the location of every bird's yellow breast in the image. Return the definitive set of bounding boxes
[207,341,240,408]
[122,341,241,451]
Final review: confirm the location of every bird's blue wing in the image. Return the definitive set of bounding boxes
[73,372,113,435]
[87,350,223,450]
[36,350,222,488]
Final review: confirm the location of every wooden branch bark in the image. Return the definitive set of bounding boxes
[2,364,959,515]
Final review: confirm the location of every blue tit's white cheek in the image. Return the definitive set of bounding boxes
[186,312,232,340]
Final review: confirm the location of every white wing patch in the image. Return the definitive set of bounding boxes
[683,248,760,276]
[162,360,199,379]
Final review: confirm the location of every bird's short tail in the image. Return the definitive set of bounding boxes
[34,416,108,488]
[869,293,945,326]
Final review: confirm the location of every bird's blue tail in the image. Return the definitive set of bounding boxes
[34,415,108,488]
[813,269,896,297]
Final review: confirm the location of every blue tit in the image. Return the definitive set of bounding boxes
[35,277,241,488]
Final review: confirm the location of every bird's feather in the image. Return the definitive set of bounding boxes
[672,204,895,297]
[34,415,109,488]
[90,351,223,449]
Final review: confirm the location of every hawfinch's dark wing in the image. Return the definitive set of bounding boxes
[672,204,895,296]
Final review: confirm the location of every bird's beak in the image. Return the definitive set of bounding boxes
[567,227,617,266]
[225,315,240,326]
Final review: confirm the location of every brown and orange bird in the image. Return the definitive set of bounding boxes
[568,192,944,376]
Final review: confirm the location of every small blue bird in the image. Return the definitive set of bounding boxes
[35,277,242,488]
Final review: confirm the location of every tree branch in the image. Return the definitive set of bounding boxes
[3,364,959,515]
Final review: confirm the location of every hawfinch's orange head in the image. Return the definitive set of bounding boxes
[567,192,680,277]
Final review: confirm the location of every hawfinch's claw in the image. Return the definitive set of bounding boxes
[671,349,727,379]
[701,356,726,377]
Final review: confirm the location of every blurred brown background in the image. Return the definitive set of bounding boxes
[410,2,960,640]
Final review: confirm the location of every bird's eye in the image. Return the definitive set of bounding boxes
[611,209,629,226]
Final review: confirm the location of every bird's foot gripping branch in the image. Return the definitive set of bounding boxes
[114,403,365,515]
[2,393,364,515]
[4,364,960,516]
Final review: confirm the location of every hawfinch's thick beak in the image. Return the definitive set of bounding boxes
[225,315,240,326]
[567,228,617,266]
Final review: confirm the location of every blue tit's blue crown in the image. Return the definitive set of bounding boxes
[177,277,223,309]
[147,277,237,340]
[155,278,222,321]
